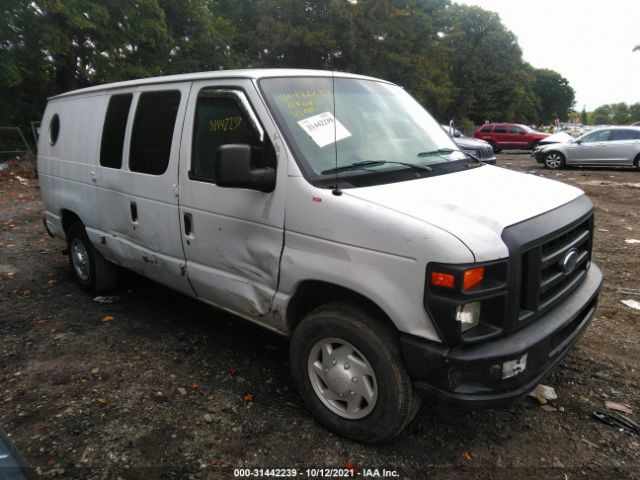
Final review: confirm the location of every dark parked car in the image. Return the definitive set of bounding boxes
[441,125,496,164]
[474,123,549,152]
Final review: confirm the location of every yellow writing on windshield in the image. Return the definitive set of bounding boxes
[209,116,242,133]
[280,89,331,118]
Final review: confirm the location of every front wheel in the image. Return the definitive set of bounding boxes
[290,302,420,443]
[543,151,565,170]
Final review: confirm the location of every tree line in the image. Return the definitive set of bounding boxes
[590,102,640,125]
[2,0,577,137]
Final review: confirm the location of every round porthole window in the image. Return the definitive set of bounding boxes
[49,114,60,145]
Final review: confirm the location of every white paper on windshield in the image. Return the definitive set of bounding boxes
[297,111,351,148]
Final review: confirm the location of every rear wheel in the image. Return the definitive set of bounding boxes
[634,154,640,170]
[488,141,501,154]
[543,151,565,170]
[290,301,420,443]
[67,223,118,293]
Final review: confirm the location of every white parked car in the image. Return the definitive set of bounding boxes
[533,126,640,169]
[38,69,602,442]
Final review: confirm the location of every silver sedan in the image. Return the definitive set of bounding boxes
[533,127,640,169]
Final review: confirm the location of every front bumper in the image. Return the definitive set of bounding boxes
[400,263,602,407]
[532,150,545,162]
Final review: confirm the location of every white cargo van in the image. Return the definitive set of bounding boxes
[38,69,602,443]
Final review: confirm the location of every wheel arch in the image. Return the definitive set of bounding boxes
[286,280,398,336]
[61,209,84,235]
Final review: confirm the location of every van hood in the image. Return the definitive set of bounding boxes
[343,165,584,261]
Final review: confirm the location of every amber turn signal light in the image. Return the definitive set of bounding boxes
[431,271,455,288]
[463,267,485,290]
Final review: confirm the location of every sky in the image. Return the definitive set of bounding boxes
[454,0,640,111]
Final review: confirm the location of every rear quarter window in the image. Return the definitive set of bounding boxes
[611,129,640,141]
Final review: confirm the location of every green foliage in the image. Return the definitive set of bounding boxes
[591,105,610,125]
[532,68,575,124]
[629,103,640,123]
[438,5,529,123]
[591,102,640,125]
[580,106,588,125]
[1,0,584,136]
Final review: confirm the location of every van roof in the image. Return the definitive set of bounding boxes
[49,69,389,100]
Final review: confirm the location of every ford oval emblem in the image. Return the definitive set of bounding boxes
[559,248,579,274]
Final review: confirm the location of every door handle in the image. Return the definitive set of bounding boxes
[183,213,193,236]
[130,202,138,222]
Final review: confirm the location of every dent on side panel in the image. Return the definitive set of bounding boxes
[86,227,195,297]
[177,79,287,329]
[186,222,282,318]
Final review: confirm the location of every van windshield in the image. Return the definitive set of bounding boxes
[259,76,467,188]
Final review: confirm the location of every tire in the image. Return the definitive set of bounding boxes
[289,301,420,443]
[488,141,501,154]
[543,151,565,170]
[530,141,539,151]
[66,223,118,293]
[634,154,640,170]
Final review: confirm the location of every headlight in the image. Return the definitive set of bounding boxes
[456,302,481,332]
[425,260,508,345]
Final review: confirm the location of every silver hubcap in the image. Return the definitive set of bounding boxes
[70,238,90,281]
[546,153,562,168]
[308,338,377,419]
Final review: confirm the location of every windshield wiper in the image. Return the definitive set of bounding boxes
[419,147,485,166]
[417,148,456,157]
[321,160,432,175]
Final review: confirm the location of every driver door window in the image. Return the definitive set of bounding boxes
[582,130,610,143]
[191,89,266,182]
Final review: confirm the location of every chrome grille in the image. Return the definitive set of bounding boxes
[465,147,494,160]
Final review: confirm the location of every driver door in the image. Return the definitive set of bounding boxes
[178,80,286,324]
[569,129,611,164]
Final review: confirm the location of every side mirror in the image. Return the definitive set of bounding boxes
[448,120,459,137]
[214,144,276,192]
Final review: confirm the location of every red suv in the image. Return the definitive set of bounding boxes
[474,123,549,152]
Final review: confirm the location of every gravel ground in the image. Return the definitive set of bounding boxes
[0,153,639,480]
